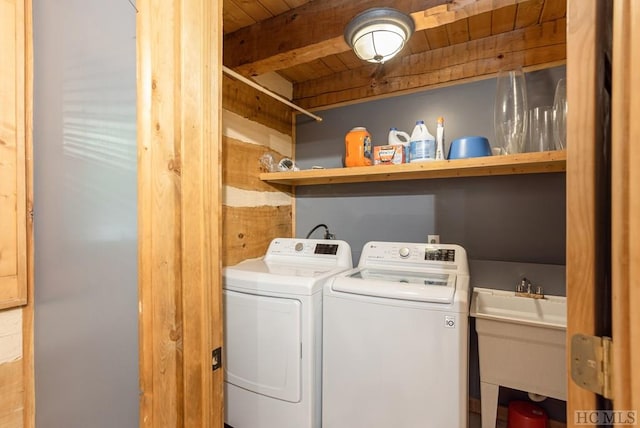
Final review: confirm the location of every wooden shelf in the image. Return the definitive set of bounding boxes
[260,150,567,186]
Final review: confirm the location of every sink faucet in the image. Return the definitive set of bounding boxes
[516,277,544,299]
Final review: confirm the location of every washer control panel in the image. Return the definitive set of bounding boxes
[314,243,340,255]
[424,248,456,262]
[264,238,352,267]
[359,241,468,274]
[399,247,411,258]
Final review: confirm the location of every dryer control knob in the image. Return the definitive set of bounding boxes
[295,242,304,252]
[399,247,411,258]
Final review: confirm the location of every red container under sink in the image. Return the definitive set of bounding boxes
[507,401,548,428]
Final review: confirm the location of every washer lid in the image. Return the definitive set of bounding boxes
[230,259,339,277]
[331,268,456,303]
[224,260,351,295]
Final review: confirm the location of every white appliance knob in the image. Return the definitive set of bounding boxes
[295,242,304,252]
[399,247,411,258]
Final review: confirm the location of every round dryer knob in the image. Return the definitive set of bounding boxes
[295,242,304,252]
[398,247,411,258]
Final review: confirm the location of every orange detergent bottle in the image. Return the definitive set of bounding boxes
[344,127,373,167]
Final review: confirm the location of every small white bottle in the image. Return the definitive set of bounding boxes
[409,120,436,162]
[435,117,445,160]
[388,127,411,163]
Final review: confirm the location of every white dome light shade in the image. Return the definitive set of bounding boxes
[344,8,415,64]
[352,24,407,63]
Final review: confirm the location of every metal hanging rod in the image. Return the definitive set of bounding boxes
[222,66,323,123]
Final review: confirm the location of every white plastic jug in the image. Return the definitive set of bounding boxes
[409,120,436,162]
[388,128,411,163]
[388,128,411,145]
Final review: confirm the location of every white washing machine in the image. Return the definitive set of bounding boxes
[223,238,352,428]
[322,241,470,428]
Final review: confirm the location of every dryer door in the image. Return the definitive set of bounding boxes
[224,289,302,402]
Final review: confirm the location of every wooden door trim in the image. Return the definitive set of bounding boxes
[23,0,34,425]
[137,1,224,426]
[611,0,640,411]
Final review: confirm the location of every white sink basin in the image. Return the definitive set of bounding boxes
[470,287,566,329]
[471,286,567,417]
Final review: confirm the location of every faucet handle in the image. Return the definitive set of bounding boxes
[533,285,544,298]
[516,277,528,293]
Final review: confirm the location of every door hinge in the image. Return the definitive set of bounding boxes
[212,347,222,372]
[571,333,614,399]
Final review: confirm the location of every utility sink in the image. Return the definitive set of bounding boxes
[470,287,567,428]
[471,287,566,329]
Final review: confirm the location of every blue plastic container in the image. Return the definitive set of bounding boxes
[447,136,492,159]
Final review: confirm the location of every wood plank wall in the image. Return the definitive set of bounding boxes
[222,74,294,267]
[0,310,24,427]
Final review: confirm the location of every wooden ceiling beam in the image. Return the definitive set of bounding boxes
[293,17,566,109]
[223,0,450,76]
[224,0,536,76]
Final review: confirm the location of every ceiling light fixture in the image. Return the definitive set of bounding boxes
[344,7,415,64]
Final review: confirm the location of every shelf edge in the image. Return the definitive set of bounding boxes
[260,151,567,186]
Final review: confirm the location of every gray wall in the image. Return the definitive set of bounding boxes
[295,67,567,421]
[33,1,139,426]
[295,67,566,269]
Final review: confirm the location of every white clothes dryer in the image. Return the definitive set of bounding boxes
[322,241,470,428]
[223,238,352,428]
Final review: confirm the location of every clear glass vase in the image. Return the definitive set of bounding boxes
[494,68,528,154]
[552,78,567,150]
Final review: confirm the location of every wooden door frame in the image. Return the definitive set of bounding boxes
[566,0,607,424]
[23,0,34,425]
[137,1,224,426]
[568,0,640,424]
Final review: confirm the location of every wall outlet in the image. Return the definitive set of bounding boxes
[427,234,440,244]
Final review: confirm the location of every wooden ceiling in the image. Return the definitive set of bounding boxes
[223,0,567,110]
